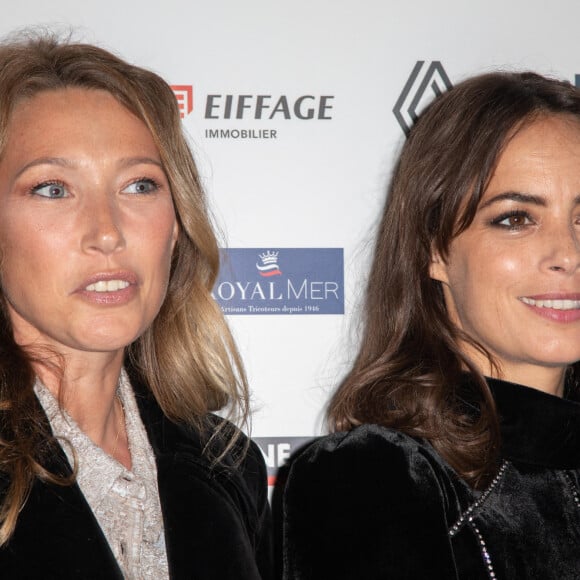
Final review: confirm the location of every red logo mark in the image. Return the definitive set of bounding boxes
[171,85,194,119]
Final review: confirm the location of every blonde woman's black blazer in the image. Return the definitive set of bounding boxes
[0,379,272,579]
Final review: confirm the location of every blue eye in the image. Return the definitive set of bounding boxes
[123,178,159,194]
[32,182,68,198]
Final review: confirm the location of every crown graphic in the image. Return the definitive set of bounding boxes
[256,250,282,277]
[258,251,279,265]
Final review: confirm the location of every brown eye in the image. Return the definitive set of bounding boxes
[505,215,527,227]
[493,211,534,229]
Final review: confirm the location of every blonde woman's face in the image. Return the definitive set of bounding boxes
[0,88,178,358]
[430,115,580,395]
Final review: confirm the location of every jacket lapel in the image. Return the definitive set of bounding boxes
[0,449,124,579]
[134,384,266,580]
[0,377,266,580]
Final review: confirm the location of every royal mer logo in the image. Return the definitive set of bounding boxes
[213,248,344,315]
[393,61,452,135]
[256,250,282,278]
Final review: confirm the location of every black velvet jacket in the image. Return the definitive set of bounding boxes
[0,381,273,579]
[283,378,580,579]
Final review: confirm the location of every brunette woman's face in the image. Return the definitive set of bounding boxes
[430,115,580,395]
[0,88,178,358]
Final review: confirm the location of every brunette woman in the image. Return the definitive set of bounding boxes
[0,34,271,579]
[283,71,580,579]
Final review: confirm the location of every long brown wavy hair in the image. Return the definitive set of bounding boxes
[329,71,580,489]
[0,33,249,543]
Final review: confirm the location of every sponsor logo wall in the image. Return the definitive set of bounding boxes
[214,248,344,315]
[254,437,314,486]
[3,0,579,488]
[171,85,194,119]
[171,85,335,140]
[393,61,452,135]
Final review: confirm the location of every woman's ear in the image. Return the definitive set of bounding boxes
[171,220,179,252]
[429,249,449,284]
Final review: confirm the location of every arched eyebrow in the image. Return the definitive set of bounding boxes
[15,157,75,179]
[14,156,164,179]
[479,191,580,209]
[117,157,164,170]
[479,192,546,208]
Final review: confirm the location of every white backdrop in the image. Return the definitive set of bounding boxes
[1,0,578,482]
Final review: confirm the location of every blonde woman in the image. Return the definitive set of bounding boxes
[0,34,271,579]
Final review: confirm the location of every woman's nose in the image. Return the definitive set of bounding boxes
[80,195,126,255]
[541,223,580,274]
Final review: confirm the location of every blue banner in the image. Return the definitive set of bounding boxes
[214,248,345,315]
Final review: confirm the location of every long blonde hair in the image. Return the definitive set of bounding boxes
[0,33,249,544]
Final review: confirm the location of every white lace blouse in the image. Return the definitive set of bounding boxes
[34,370,170,580]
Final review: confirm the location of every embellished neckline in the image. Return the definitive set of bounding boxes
[484,377,580,469]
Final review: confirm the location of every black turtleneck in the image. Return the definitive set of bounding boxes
[284,374,580,579]
[487,377,580,469]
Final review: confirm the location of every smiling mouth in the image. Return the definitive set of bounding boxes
[520,297,580,310]
[84,280,131,292]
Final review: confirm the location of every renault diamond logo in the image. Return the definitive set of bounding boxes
[393,61,452,135]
